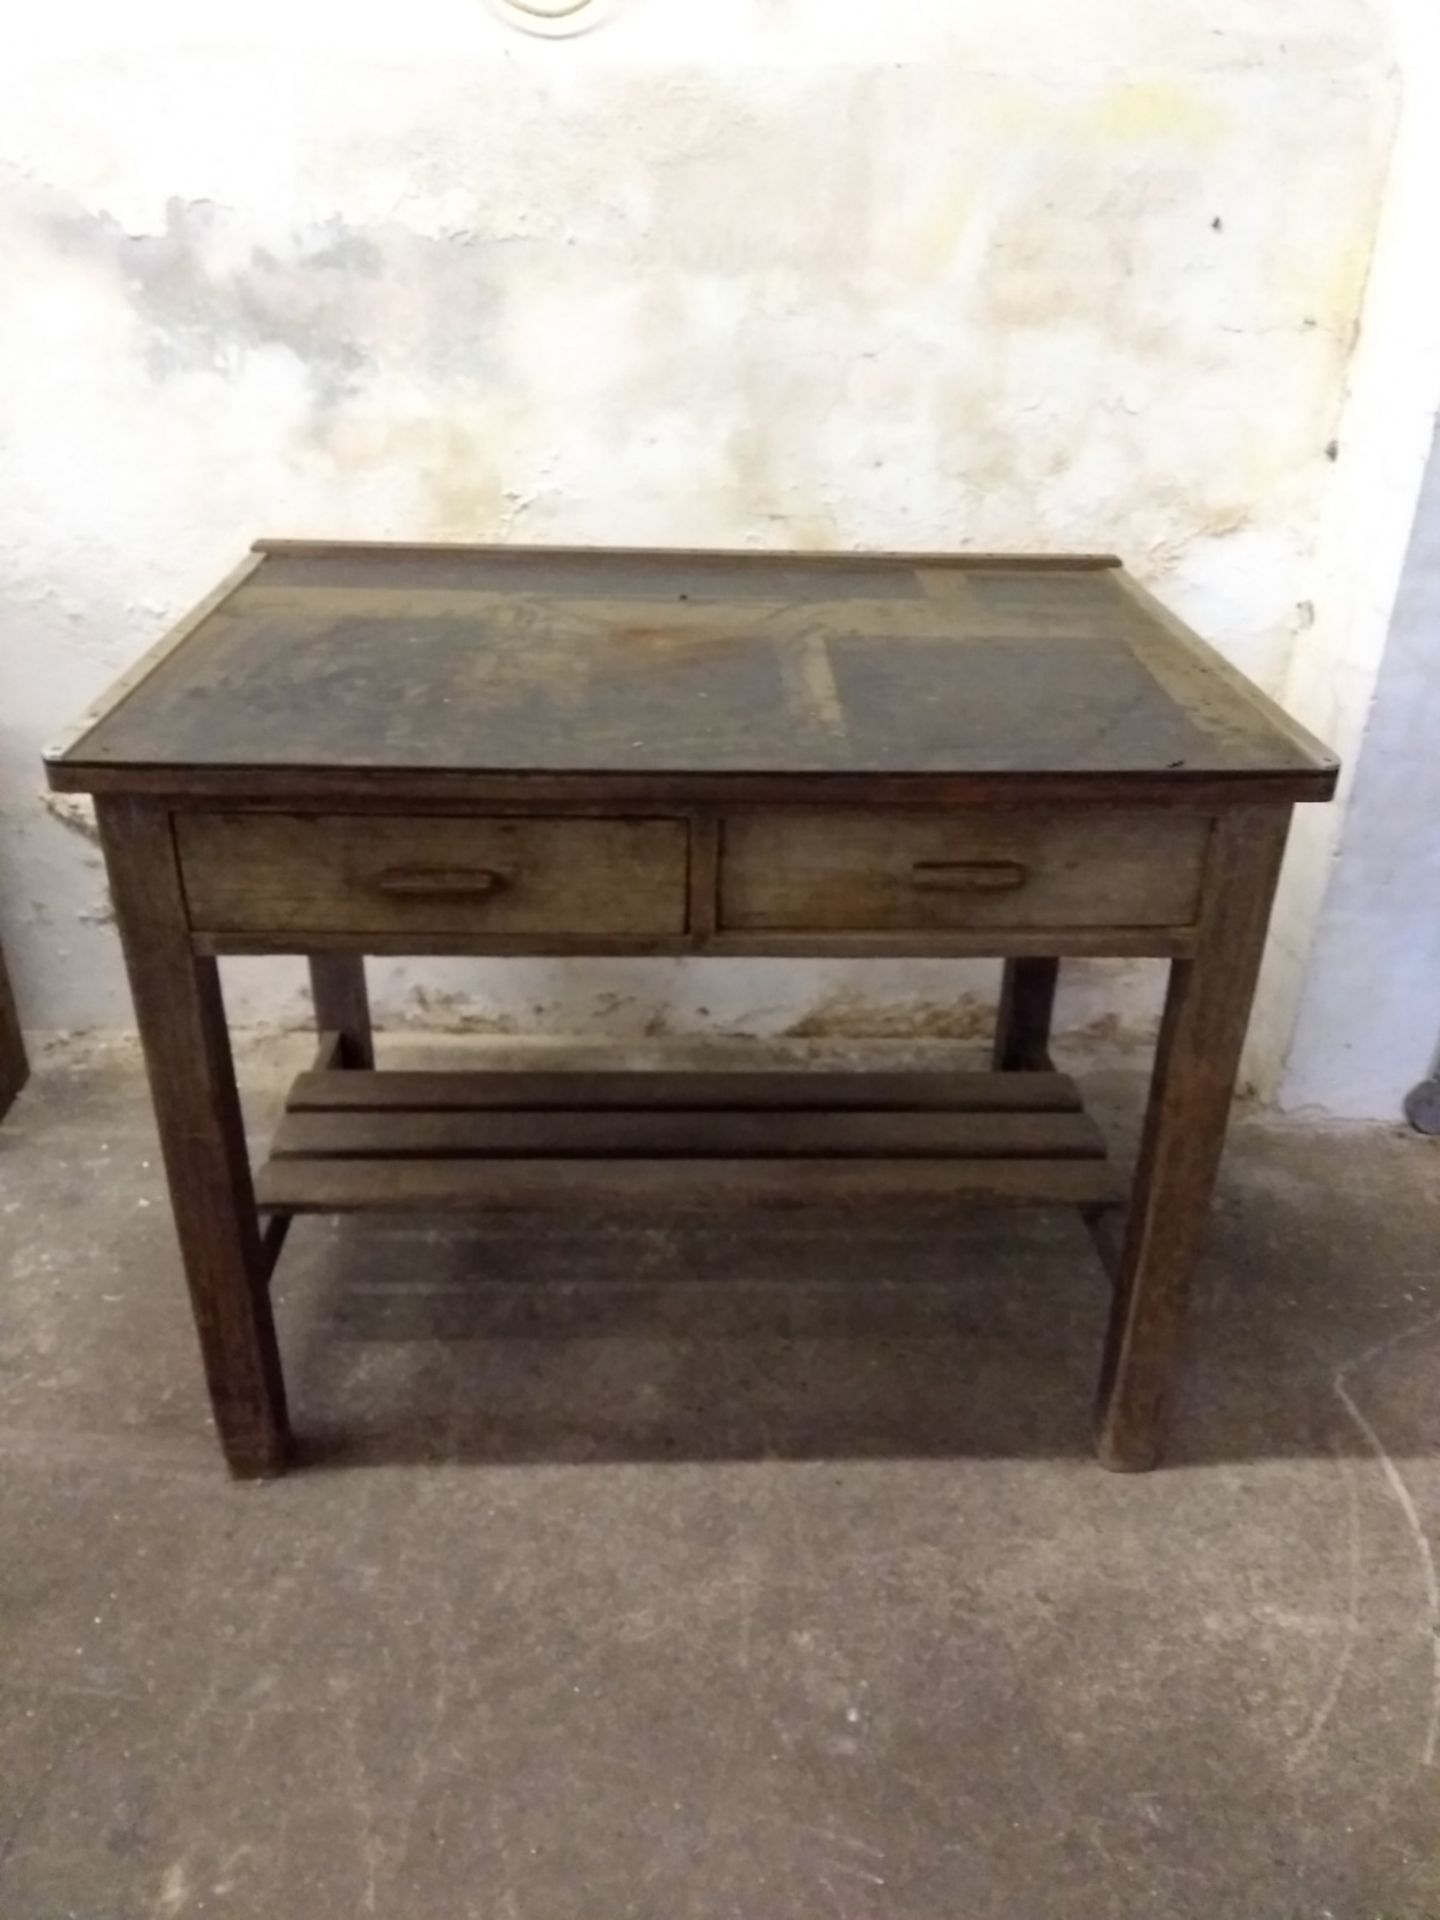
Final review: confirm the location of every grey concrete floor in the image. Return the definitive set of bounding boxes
[1,1032,1438,1919]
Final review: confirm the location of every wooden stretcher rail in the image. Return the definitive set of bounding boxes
[286,1067,1085,1114]
[255,1063,1121,1216]
[270,1107,1108,1161]
[255,1155,1125,1214]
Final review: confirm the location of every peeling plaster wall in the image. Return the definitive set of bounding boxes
[1243,0,1440,1100]
[0,0,1399,1051]
[1279,422,1440,1117]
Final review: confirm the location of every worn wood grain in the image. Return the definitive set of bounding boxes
[1094,805,1293,1471]
[46,762,1336,807]
[286,1067,1086,1113]
[95,798,288,1477]
[177,813,688,937]
[720,811,1208,933]
[48,545,1337,796]
[256,1154,1125,1214]
[194,924,1200,961]
[43,553,265,763]
[271,1106,1109,1161]
[687,815,720,938]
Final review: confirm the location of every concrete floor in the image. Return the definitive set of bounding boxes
[1,1032,1438,1919]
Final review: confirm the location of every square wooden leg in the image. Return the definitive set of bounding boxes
[993,958,1059,1071]
[1095,808,1291,1471]
[308,954,374,1069]
[98,799,289,1477]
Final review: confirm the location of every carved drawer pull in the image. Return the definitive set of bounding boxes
[909,860,1029,893]
[375,867,511,898]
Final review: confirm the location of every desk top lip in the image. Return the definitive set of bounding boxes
[45,539,1341,801]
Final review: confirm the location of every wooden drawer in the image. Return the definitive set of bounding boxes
[176,814,689,936]
[718,811,1209,932]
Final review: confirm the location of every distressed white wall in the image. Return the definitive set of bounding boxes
[1279,423,1440,1116]
[1244,0,1440,1100]
[0,0,1403,1056]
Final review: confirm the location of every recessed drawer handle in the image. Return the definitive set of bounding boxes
[910,859,1029,893]
[374,866,511,898]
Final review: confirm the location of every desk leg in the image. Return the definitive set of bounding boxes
[97,799,289,1478]
[309,955,374,1068]
[993,959,1059,1071]
[1095,808,1290,1471]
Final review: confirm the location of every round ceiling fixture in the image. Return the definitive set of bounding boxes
[484,0,613,35]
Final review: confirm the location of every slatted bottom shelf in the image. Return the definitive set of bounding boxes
[254,1067,1123,1215]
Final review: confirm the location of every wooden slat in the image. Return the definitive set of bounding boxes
[271,1106,1107,1162]
[286,1068,1084,1115]
[255,1154,1124,1214]
[252,537,1124,570]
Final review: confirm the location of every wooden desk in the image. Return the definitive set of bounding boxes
[45,541,1337,1477]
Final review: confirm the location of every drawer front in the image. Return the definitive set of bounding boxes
[719,811,1209,932]
[177,814,689,936]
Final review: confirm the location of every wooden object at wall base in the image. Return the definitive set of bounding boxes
[0,936,27,1120]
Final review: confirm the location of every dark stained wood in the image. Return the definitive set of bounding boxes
[993,959,1060,1072]
[94,798,288,1477]
[687,815,720,938]
[287,1066,1086,1113]
[256,1154,1125,1215]
[270,1106,1109,1161]
[308,957,374,1069]
[194,924,1200,961]
[47,544,1338,798]
[47,763,1335,807]
[0,936,27,1120]
[1094,806,1293,1471]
